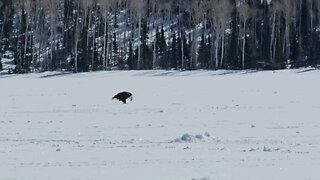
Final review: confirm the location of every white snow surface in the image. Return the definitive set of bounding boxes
[1,69,320,180]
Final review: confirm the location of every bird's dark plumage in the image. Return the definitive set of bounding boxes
[112,91,133,104]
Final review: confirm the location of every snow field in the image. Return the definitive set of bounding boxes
[0,69,320,180]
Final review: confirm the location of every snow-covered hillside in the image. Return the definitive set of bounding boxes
[1,69,320,180]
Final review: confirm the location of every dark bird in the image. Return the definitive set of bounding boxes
[112,91,133,104]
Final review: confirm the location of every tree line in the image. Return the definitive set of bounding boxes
[1,0,320,73]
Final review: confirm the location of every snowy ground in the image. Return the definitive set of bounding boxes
[1,69,320,180]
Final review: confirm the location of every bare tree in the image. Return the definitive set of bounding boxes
[190,0,204,69]
[316,0,320,27]
[307,0,314,31]
[22,0,32,69]
[269,1,284,64]
[151,0,160,69]
[98,0,111,70]
[282,0,296,63]
[297,0,304,62]
[80,0,93,70]
[34,0,47,71]
[73,1,82,72]
[74,25,80,72]
[238,3,253,70]
[179,0,187,70]
[0,7,8,69]
[43,0,59,70]
[132,0,146,69]
[31,0,41,72]
[209,0,233,69]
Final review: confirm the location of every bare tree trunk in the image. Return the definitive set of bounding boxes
[87,10,92,70]
[282,24,286,56]
[273,25,278,64]
[123,15,128,68]
[309,0,313,31]
[30,23,34,71]
[0,9,6,67]
[220,30,225,67]
[270,12,276,63]
[298,0,303,61]
[38,23,42,71]
[285,24,290,62]
[92,12,95,70]
[24,18,29,65]
[103,12,107,70]
[50,21,54,70]
[192,28,198,70]
[138,13,141,69]
[318,0,320,28]
[189,15,193,70]
[180,30,184,70]
[153,15,157,69]
[153,30,157,69]
[74,30,79,72]
[242,19,247,70]
[210,32,215,69]
[215,33,220,69]
[179,12,184,69]
[204,15,207,34]
[273,15,280,64]
[106,19,110,68]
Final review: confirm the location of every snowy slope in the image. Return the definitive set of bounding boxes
[0,69,320,180]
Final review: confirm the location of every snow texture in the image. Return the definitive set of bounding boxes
[1,69,320,180]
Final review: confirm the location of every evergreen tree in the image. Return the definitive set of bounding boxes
[228,9,240,69]
[113,10,118,29]
[140,18,151,69]
[299,0,311,66]
[170,31,178,69]
[177,34,182,69]
[158,26,168,69]
[63,0,77,70]
[198,33,210,69]
[0,0,14,55]
[112,6,119,69]
[112,32,118,66]
[183,34,190,69]
[155,27,161,52]
[77,25,89,72]
[15,7,32,73]
[160,26,167,55]
[261,1,271,64]
[0,57,2,71]
[127,40,135,70]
